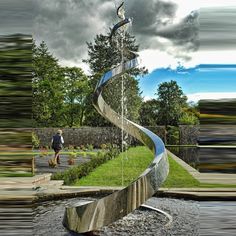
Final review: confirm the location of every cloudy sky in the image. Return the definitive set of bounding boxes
[32,0,236,102]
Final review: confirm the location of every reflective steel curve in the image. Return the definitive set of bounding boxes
[63,58,169,234]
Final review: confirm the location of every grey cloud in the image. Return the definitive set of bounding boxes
[155,11,199,54]
[34,0,115,62]
[126,0,177,36]
[33,0,199,64]
[125,0,199,60]
[124,0,177,51]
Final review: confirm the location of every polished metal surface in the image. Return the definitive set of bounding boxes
[63,3,169,234]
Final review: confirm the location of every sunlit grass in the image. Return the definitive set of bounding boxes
[75,146,153,186]
[76,146,236,188]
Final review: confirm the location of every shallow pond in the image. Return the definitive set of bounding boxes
[33,197,236,235]
[33,197,199,236]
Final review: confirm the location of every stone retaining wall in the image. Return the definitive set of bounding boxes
[33,126,167,148]
[34,127,121,148]
[179,125,199,145]
[34,125,198,147]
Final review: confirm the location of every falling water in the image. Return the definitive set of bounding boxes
[119,0,127,187]
[119,1,134,186]
[121,73,124,186]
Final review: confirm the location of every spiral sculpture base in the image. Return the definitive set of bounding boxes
[62,57,169,233]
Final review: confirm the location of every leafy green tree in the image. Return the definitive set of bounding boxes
[32,41,65,127]
[103,74,142,121]
[139,99,160,126]
[179,113,199,125]
[83,32,146,126]
[155,80,187,126]
[179,103,200,125]
[84,33,146,75]
[83,72,112,127]
[33,41,90,128]
[61,67,90,127]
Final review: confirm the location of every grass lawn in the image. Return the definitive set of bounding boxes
[75,146,236,188]
[75,146,153,187]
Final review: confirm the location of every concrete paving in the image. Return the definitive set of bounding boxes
[2,173,236,201]
[33,184,236,201]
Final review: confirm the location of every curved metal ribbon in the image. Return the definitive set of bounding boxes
[108,18,131,42]
[117,2,125,19]
[63,8,169,235]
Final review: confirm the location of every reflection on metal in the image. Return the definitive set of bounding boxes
[141,204,173,227]
[63,3,169,234]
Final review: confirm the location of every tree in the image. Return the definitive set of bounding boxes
[83,32,146,126]
[155,80,187,126]
[32,41,90,127]
[179,102,200,125]
[32,41,65,127]
[84,33,147,76]
[61,67,90,127]
[139,99,160,126]
[83,72,112,127]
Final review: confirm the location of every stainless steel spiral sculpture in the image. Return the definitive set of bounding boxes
[63,2,169,234]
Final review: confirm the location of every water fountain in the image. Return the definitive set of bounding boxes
[63,2,169,234]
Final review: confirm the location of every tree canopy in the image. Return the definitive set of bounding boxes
[32,41,90,127]
[83,31,146,126]
[139,99,159,126]
[139,80,199,127]
[32,40,199,129]
[156,80,188,126]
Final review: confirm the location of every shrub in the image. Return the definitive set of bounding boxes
[68,145,75,151]
[86,144,94,151]
[51,146,120,185]
[32,132,40,149]
[166,126,179,145]
[88,152,97,157]
[100,143,107,150]
[80,144,87,151]
[179,113,199,125]
[96,151,105,158]
[67,152,77,165]
[68,152,77,159]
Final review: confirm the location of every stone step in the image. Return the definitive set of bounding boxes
[36,180,64,188]
[32,173,52,185]
[33,180,64,192]
[47,180,64,188]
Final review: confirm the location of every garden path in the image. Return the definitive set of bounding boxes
[35,153,91,174]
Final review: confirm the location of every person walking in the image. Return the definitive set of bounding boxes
[51,129,64,165]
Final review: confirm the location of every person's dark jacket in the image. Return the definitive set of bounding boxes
[52,134,63,150]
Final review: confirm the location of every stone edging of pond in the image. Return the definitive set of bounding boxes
[33,186,236,203]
